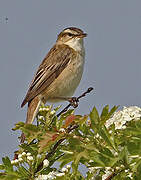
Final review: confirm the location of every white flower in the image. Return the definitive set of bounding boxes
[105,106,141,130]
[59,128,65,132]
[43,159,49,168]
[47,171,58,179]
[22,152,26,156]
[27,152,31,156]
[26,152,31,156]
[73,135,77,138]
[127,172,133,179]
[27,156,33,161]
[35,171,61,180]
[56,172,65,177]
[66,165,71,169]
[122,125,126,129]
[18,154,22,159]
[18,158,23,162]
[38,116,44,120]
[86,138,90,142]
[39,107,43,112]
[50,110,56,115]
[11,160,15,165]
[114,152,118,156]
[105,167,111,171]
[115,166,120,170]
[14,159,19,164]
[102,170,112,180]
[62,167,68,172]
[109,130,112,134]
[46,107,50,111]
[35,175,48,180]
[42,108,47,111]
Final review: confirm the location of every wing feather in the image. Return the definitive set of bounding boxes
[21,44,75,107]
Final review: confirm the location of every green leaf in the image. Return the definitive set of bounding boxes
[59,154,74,168]
[12,122,25,131]
[0,164,5,170]
[17,166,30,177]
[2,157,13,171]
[100,147,114,158]
[108,105,119,120]
[61,109,74,119]
[101,105,109,121]
[90,107,100,131]
[100,105,119,125]
[89,151,105,167]
[98,126,116,150]
[119,146,129,165]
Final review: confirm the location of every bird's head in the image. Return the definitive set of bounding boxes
[56,27,87,51]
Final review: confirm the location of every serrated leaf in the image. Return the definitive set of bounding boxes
[2,157,13,171]
[89,151,105,166]
[100,147,115,158]
[12,122,25,131]
[119,146,129,164]
[38,131,63,153]
[61,109,74,119]
[127,141,141,155]
[64,115,76,128]
[100,105,119,126]
[68,138,81,151]
[98,126,116,150]
[108,105,119,117]
[59,154,74,168]
[60,150,73,154]
[0,173,20,180]
[24,124,38,132]
[0,164,5,170]
[17,166,30,177]
[90,107,100,131]
[101,105,109,121]
[19,143,37,155]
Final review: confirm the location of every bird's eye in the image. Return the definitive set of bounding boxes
[68,33,73,37]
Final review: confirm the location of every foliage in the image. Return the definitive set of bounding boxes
[0,105,141,180]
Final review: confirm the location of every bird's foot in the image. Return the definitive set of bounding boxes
[68,97,79,108]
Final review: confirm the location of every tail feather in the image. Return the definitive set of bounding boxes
[20,96,41,143]
[26,96,41,124]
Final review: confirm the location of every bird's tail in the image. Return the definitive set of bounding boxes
[26,96,41,124]
[20,96,41,143]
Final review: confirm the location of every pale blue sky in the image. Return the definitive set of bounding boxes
[0,0,141,164]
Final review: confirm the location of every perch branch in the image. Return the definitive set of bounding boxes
[36,124,79,172]
[57,87,94,117]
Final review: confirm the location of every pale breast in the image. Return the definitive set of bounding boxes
[42,52,85,102]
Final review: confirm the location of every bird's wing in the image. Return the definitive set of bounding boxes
[21,44,76,107]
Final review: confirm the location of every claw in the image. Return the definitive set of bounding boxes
[68,97,79,108]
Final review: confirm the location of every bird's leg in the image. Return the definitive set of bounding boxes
[67,97,79,108]
[51,96,79,108]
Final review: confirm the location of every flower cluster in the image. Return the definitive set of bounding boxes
[39,107,50,112]
[11,152,33,165]
[39,106,56,115]
[35,165,71,180]
[105,106,141,129]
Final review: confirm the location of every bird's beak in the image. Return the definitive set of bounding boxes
[75,33,87,38]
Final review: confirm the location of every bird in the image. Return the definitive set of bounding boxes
[21,27,87,142]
